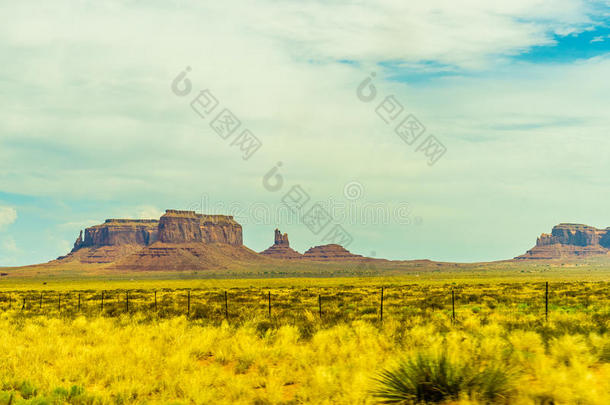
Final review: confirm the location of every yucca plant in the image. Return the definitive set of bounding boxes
[371,352,513,404]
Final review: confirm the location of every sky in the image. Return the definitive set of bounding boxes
[1,0,610,266]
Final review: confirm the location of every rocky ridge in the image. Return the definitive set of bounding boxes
[303,244,363,261]
[60,210,245,267]
[515,223,610,260]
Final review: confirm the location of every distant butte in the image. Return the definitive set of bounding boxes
[303,244,363,261]
[47,214,610,271]
[259,229,303,259]
[515,223,610,260]
[56,211,363,270]
[59,210,258,269]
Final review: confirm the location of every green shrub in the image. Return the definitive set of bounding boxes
[255,320,275,337]
[371,352,514,403]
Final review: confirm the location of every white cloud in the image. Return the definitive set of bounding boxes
[590,33,610,42]
[0,207,17,229]
[258,0,595,68]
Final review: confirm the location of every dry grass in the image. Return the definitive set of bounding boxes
[0,277,608,404]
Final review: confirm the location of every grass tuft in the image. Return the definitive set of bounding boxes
[372,352,514,403]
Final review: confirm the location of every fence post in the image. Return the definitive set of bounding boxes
[224,291,229,320]
[268,291,271,318]
[380,287,384,322]
[545,282,549,322]
[187,290,191,316]
[318,294,322,318]
[101,291,104,312]
[78,293,81,312]
[22,297,26,311]
[452,289,455,321]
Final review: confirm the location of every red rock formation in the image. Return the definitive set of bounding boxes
[260,229,302,259]
[158,210,203,243]
[73,219,159,250]
[62,219,159,263]
[302,244,363,261]
[274,229,289,246]
[200,215,243,246]
[515,223,610,260]
[113,242,262,271]
[64,210,243,264]
[65,245,148,264]
[59,210,373,268]
[73,230,83,250]
[158,210,243,245]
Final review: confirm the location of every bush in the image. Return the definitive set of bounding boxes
[19,381,37,399]
[255,319,275,337]
[371,352,514,403]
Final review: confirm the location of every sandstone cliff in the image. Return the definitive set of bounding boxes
[72,219,159,250]
[58,209,370,269]
[260,229,303,259]
[200,214,243,245]
[158,210,203,243]
[63,210,243,265]
[63,219,159,263]
[516,223,610,260]
[158,210,242,245]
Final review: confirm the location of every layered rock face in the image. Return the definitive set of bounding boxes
[260,229,303,259]
[303,244,363,261]
[66,210,243,264]
[516,223,610,260]
[158,210,203,243]
[72,219,159,251]
[61,209,367,268]
[158,210,242,245]
[65,218,159,263]
[200,215,243,245]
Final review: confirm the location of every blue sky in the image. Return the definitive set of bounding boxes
[2,0,610,266]
[519,26,610,62]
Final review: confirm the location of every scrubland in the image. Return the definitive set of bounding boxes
[0,276,608,404]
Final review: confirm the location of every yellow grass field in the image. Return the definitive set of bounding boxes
[0,269,609,404]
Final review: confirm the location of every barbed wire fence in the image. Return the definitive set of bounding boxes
[0,282,608,325]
